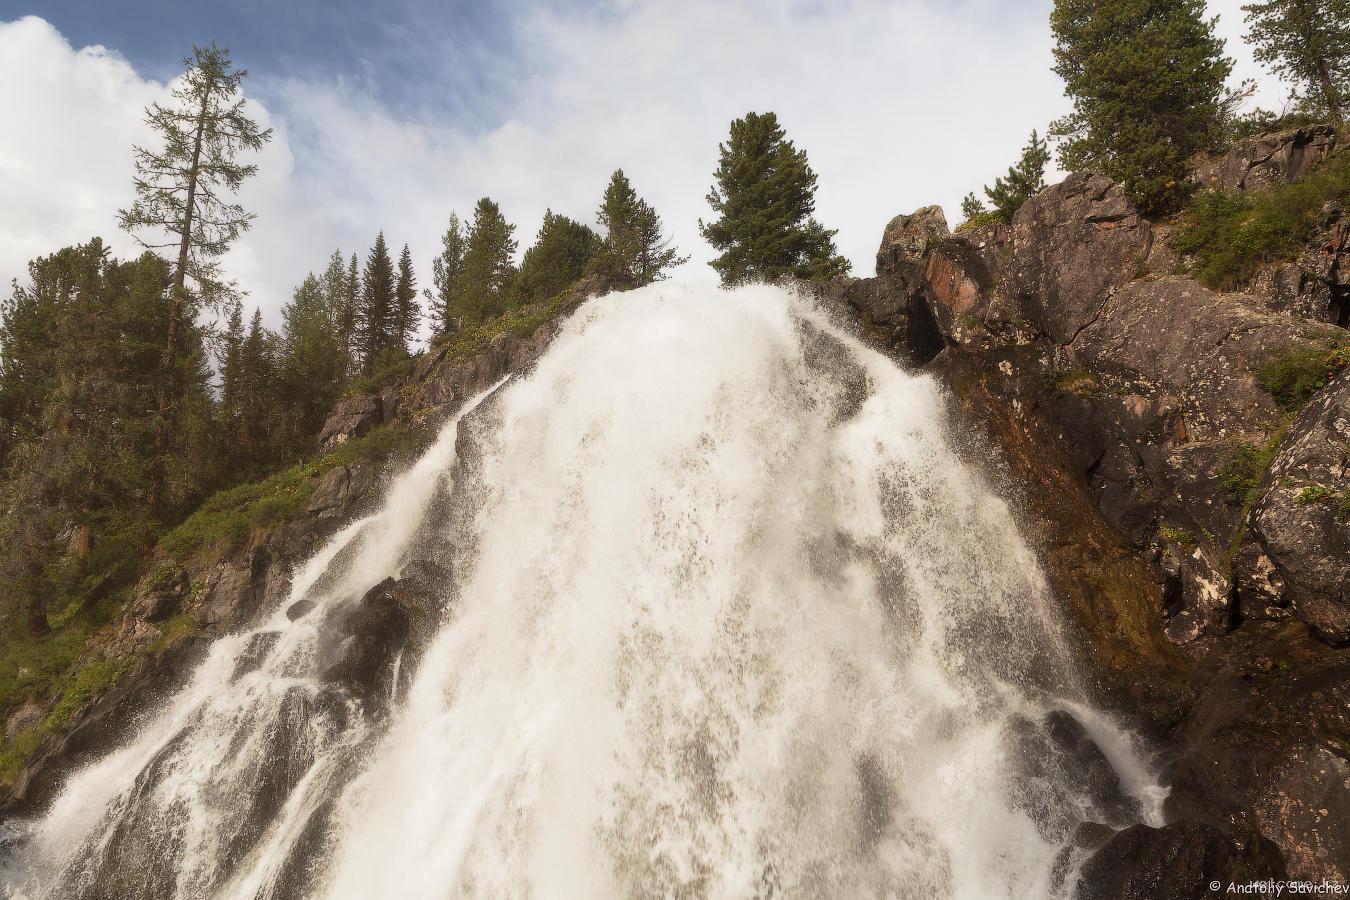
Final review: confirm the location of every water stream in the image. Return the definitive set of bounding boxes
[2,283,1163,899]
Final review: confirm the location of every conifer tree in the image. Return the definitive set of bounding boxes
[117,44,271,516]
[0,242,210,632]
[461,198,518,324]
[517,210,602,301]
[595,169,687,285]
[700,112,849,285]
[960,193,989,224]
[342,253,359,378]
[219,299,245,436]
[277,273,342,454]
[394,244,420,355]
[1050,0,1234,216]
[427,213,467,336]
[233,309,272,465]
[356,232,397,372]
[1243,0,1350,125]
[983,130,1051,223]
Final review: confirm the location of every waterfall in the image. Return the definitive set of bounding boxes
[2,283,1163,899]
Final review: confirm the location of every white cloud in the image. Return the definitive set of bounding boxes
[0,1,1294,342]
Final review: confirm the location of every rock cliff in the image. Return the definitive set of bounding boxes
[822,126,1349,889]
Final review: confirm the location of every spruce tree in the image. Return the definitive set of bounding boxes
[1243,0,1350,125]
[117,44,271,516]
[356,232,397,372]
[278,273,342,455]
[983,130,1051,223]
[342,253,359,379]
[394,244,420,355]
[595,169,687,285]
[219,299,245,439]
[238,308,276,465]
[699,111,849,285]
[427,213,467,336]
[461,198,518,324]
[517,210,602,301]
[960,193,990,224]
[1050,0,1235,216]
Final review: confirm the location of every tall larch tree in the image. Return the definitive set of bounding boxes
[595,169,687,285]
[427,213,467,337]
[117,44,271,518]
[356,232,397,372]
[1050,0,1234,216]
[699,112,849,286]
[461,198,518,324]
[1243,0,1350,125]
[394,244,420,355]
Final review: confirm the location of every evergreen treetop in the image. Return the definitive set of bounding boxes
[1050,0,1236,216]
[700,111,849,285]
[1243,0,1350,125]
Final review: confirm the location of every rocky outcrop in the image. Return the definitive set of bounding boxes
[1247,370,1350,644]
[824,133,1350,889]
[1193,124,1339,193]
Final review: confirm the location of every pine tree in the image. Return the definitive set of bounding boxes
[427,213,467,337]
[961,193,990,223]
[595,169,687,285]
[117,44,271,517]
[1243,0,1350,125]
[461,198,518,324]
[700,112,849,285]
[1050,0,1235,216]
[517,210,602,301]
[983,130,1051,223]
[355,232,397,372]
[394,244,420,355]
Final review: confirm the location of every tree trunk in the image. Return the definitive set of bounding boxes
[146,77,212,520]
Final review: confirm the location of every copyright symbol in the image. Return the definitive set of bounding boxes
[1210,883,1221,892]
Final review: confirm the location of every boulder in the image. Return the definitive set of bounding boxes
[1076,821,1285,900]
[1247,369,1350,644]
[317,394,383,453]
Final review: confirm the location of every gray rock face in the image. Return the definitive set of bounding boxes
[1193,124,1339,193]
[318,394,383,453]
[1009,173,1151,345]
[1248,370,1350,645]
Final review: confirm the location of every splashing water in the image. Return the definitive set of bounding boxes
[2,284,1163,899]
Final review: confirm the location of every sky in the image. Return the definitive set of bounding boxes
[0,0,1291,341]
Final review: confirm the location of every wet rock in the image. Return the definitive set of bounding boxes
[286,598,317,621]
[1193,124,1339,193]
[231,631,280,681]
[1164,659,1350,882]
[318,577,411,700]
[1076,821,1285,900]
[1009,710,1141,832]
[1247,370,1350,645]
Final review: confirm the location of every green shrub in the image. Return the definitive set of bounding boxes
[1295,484,1350,519]
[1218,440,1279,506]
[1172,151,1350,290]
[1257,343,1350,410]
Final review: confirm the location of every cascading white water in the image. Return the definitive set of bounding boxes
[2,283,1163,900]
